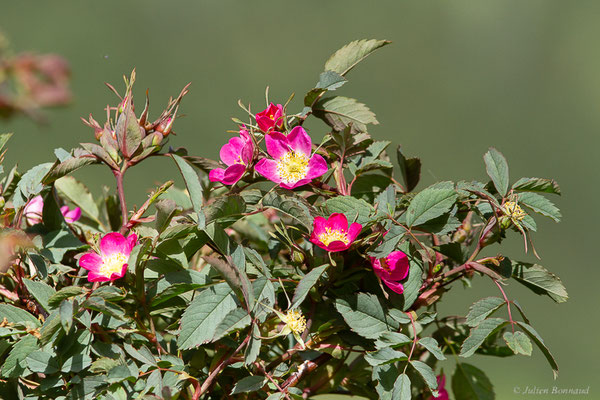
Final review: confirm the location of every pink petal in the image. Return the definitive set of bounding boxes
[219,137,245,166]
[256,116,274,133]
[312,216,328,235]
[382,279,405,294]
[326,213,349,232]
[347,223,363,243]
[63,207,82,223]
[255,159,281,183]
[24,195,44,225]
[220,164,246,185]
[387,251,410,281]
[265,132,289,159]
[126,234,138,254]
[86,271,112,282]
[286,126,312,157]
[108,263,128,281]
[325,241,351,252]
[306,155,328,179]
[100,232,129,257]
[240,140,254,165]
[209,168,226,182]
[280,178,311,190]
[79,252,102,272]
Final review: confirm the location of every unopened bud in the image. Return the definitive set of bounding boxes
[292,250,305,264]
[0,197,4,208]
[155,116,174,136]
[151,132,164,147]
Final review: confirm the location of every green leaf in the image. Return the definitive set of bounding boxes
[405,182,457,227]
[324,39,391,76]
[155,198,178,233]
[83,296,126,320]
[512,177,560,195]
[399,248,423,311]
[203,253,253,309]
[55,176,100,221]
[325,195,375,226]
[375,331,412,349]
[59,299,74,333]
[124,343,157,366]
[12,163,53,208]
[517,192,561,222]
[452,362,495,400]
[460,318,508,357]
[290,264,329,309]
[418,337,446,360]
[313,96,378,133]
[42,156,97,185]
[503,331,533,356]
[115,104,143,158]
[392,373,412,400]
[48,286,83,308]
[204,194,246,224]
[364,347,407,366]
[89,357,120,373]
[396,146,421,192]
[0,304,40,327]
[245,324,262,366]
[230,375,266,394]
[170,154,206,229]
[1,335,38,378]
[26,350,59,374]
[510,261,568,303]
[213,307,252,341]
[262,189,314,229]
[177,283,238,349]
[465,297,506,327]
[151,270,209,307]
[410,360,438,396]
[483,148,509,196]
[516,321,559,378]
[335,293,399,339]
[23,278,56,312]
[368,225,404,258]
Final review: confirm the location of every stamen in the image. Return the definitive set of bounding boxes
[276,151,309,184]
[504,201,526,221]
[100,252,128,278]
[282,309,307,335]
[318,227,349,246]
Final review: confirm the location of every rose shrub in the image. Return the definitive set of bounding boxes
[0,39,566,399]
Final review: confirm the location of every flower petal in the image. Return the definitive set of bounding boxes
[325,241,351,252]
[326,213,349,232]
[219,137,245,166]
[108,263,128,281]
[63,207,82,223]
[209,168,226,183]
[265,132,289,159]
[306,154,328,179]
[100,232,129,257]
[79,252,102,272]
[126,234,138,254]
[87,271,111,282]
[24,195,44,225]
[255,158,281,183]
[221,164,246,185]
[387,251,410,281]
[347,222,363,243]
[280,178,311,190]
[286,126,312,156]
[382,279,405,294]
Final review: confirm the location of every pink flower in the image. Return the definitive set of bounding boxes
[427,375,449,400]
[370,250,410,294]
[24,195,81,225]
[310,213,362,252]
[255,126,327,189]
[209,128,254,185]
[79,232,137,282]
[256,103,284,133]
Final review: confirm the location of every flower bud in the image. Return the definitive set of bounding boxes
[292,250,305,264]
[155,116,174,136]
[0,197,4,209]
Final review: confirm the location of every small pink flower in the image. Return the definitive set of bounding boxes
[370,250,410,294]
[310,213,362,252]
[24,195,81,225]
[256,103,284,133]
[209,128,254,185]
[255,126,327,189]
[79,232,137,282]
[427,375,449,400]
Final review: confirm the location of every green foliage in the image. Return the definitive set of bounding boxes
[0,38,566,399]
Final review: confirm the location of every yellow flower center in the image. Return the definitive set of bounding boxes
[100,252,128,278]
[504,201,526,221]
[269,114,275,120]
[276,151,309,184]
[318,227,349,247]
[282,309,307,335]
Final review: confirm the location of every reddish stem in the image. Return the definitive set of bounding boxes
[493,279,515,333]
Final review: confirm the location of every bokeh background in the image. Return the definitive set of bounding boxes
[1,1,598,398]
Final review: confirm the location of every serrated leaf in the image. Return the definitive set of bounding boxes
[452,362,495,400]
[42,156,97,185]
[1,335,38,378]
[55,176,100,221]
[503,331,532,356]
[23,278,55,312]
[392,373,412,399]
[204,194,246,224]
[483,148,509,196]
[325,195,374,225]
[230,375,266,394]
[365,347,407,366]
[511,261,568,303]
[313,96,378,133]
[516,321,559,378]
[418,337,446,360]
[155,198,177,233]
[59,299,73,333]
[397,146,421,192]
[325,39,391,76]
[0,304,40,327]
[405,182,457,227]
[124,343,157,366]
[170,154,206,229]
[26,350,59,374]
[290,264,329,310]
[334,293,399,339]
[460,318,508,357]
[513,177,560,195]
[517,192,561,222]
[177,283,237,349]
[213,308,251,341]
[410,360,438,396]
[465,297,506,327]
[262,189,314,229]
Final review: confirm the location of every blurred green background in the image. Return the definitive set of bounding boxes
[1,1,597,398]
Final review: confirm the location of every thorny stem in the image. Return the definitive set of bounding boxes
[255,362,291,400]
[403,311,418,374]
[113,165,129,234]
[281,353,332,390]
[494,279,515,333]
